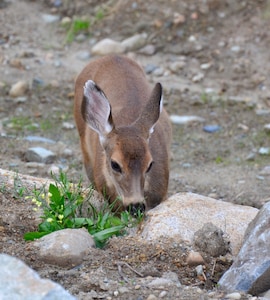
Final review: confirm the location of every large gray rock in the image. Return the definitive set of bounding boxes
[0,254,75,300]
[218,201,270,295]
[140,193,258,255]
[33,228,95,267]
[25,147,56,164]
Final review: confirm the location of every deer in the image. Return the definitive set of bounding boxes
[74,55,172,214]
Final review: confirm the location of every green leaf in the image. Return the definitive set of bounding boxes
[92,225,125,244]
[24,231,49,240]
[49,184,62,205]
[74,217,94,227]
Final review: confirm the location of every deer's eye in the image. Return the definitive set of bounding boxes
[146,161,154,173]
[111,160,122,173]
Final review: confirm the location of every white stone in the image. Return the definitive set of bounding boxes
[139,193,258,256]
[224,292,242,299]
[33,228,95,267]
[91,38,125,55]
[121,33,147,51]
[170,115,205,125]
[192,73,204,82]
[0,254,75,299]
[9,80,29,97]
[264,124,270,133]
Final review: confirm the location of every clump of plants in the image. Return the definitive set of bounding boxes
[24,172,141,248]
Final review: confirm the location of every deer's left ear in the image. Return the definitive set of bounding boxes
[82,80,114,144]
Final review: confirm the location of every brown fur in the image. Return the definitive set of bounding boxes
[74,55,172,210]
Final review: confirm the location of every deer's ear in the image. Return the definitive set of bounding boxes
[82,80,114,143]
[135,82,163,138]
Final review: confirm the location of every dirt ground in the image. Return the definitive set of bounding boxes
[1,0,270,299]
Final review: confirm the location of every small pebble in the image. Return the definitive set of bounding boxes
[224,292,241,299]
[186,251,205,266]
[200,63,212,70]
[146,294,157,300]
[170,115,205,125]
[258,147,270,155]
[195,265,204,276]
[62,122,75,130]
[145,64,158,74]
[264,124,270,133]
[113,290,119,297]
[159,290,167,298]
[42,14,60,23]
[9,80,29,97]
[203,125,221,133]
[230,46,241,53]
[192,73,204,82]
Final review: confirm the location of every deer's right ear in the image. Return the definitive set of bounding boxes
[82,80,114,143]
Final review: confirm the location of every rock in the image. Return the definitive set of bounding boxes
[91,38,125,55]
[61,16,72,26]
[138,44,156,55]
[170,115,205,125]
[264,124,270,133]
[194,222,230,257]
[219,201,270,295]
[230,46,241,53]
[145,64,159,74]
[192,73,204,82]
[152,67,165,77]
[9,80,29,97]
[62,121,75,130]
[147,271,181,288]
[186,251,205,266]
[168,61,186,73]
[200,63,212,70]
[203,125,221,133]
[0,254,75,299]
[224,292,242,299]
[121,33,147,51]
[139,193,258,255]
[24,135,56,144]
[76,50,91,61]
[259,166,270,175]
[259,147,270,155]
[33,228,95,267]
[42,14,60,23]
[25,147,56,164]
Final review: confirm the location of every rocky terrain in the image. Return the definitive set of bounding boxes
[1,0,270,299]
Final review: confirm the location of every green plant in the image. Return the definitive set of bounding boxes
[13,173,27,198]
[24,172,140,248]
[65,18,90,43]
[4,116,38,132]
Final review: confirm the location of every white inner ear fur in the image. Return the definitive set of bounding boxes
[148,94,163,138]
[83,80,113,142]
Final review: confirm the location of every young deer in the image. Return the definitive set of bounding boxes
[74,55,172,213]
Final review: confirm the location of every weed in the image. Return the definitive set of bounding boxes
[65,18,90,44]
[13,173,27,198]
[4,116,38,132]
[24,172,140,247]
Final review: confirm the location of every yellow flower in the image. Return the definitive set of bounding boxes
[58,214,64,220]
[47,218,53,223]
